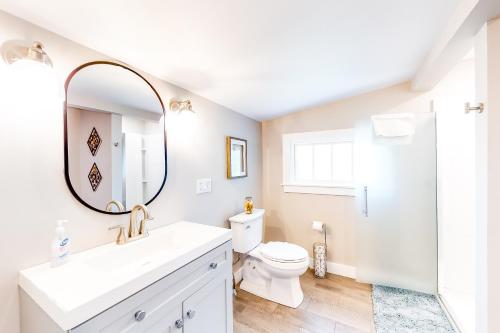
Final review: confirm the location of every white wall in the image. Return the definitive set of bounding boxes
[485,17,500,333]
[473,18,500,333]
[0,10,261,333]
[434,58,476,333]
[474,22,488,333]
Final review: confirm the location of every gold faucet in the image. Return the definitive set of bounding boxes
[109,204,153,245]
[105,200,125,213]
[129,204,152,238]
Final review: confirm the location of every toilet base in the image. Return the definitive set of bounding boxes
[240,278,304,308]
[240,257,305,308]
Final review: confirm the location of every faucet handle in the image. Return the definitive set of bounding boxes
[109,225,127,245]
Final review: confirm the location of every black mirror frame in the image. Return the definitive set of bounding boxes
[63,61,167,215]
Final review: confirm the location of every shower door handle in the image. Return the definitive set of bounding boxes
[363,186,368,217]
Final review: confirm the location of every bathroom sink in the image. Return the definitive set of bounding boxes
[84,222,221,272]
[84,226,193,272]
[18,221,231,330]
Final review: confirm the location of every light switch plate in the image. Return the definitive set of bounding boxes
[196,178,212,194]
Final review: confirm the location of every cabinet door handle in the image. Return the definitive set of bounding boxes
[209,262,218,270]
[134,310,146,321]
[186,309,196,319]
[175,319,184,328]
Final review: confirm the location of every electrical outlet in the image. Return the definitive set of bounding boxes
[196,178,212,194]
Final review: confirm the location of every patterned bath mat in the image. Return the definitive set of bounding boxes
[372,285,455,333]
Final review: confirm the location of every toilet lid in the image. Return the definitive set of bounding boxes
[260,242,308,263]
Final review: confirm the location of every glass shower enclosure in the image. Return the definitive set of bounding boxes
[354,112,437,294]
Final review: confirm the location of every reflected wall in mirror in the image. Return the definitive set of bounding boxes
[226,136,248,179]
[64,61,167,214]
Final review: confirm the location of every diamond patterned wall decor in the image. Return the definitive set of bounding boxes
[88,163,102,192]
[87,127,102,156]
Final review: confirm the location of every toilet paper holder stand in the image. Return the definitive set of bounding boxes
[312,221,327,248]
[312,221,327,278]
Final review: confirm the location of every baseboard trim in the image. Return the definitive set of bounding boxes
[235,259,356,282]
[309,257,357,279]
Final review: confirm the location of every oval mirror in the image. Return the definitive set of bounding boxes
[64,61,167,214]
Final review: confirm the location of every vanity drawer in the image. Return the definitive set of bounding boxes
[71,241,232,332]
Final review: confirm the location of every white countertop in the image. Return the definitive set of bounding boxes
[19,221,232,331]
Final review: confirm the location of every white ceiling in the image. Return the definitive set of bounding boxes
[0,0,459,120]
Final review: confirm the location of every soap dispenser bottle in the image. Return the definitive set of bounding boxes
[51,220,70,267]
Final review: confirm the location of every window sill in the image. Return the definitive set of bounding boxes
[282,184,355,196]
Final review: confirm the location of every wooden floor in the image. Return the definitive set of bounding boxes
[234,269,375,333]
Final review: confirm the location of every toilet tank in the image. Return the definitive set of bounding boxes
[229,209,265,253]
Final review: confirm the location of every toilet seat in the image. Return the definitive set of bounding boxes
[259,242,308,263]
[248,243,309,271]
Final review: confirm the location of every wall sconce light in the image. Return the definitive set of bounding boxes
[1,40,62,105]
[2,40,53,67]
[169,98,194,114]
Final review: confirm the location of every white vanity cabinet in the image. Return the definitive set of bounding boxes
[20,238,233,333]
[183,273,229,333]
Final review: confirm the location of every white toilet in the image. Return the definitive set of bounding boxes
[229,209,309,308]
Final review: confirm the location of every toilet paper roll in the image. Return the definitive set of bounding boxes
[312,221,324,232]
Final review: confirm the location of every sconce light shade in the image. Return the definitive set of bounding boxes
[169,99,194,114]
[1,40,63,105]
[2,40,53,67]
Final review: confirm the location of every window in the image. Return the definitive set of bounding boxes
[282,129,354,196]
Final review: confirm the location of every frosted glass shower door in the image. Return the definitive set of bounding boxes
[354,113,437,293]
